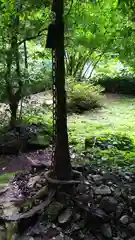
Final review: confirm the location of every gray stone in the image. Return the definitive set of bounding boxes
[0,225,6,240]
[94,185,111,195]
[120,231,127,239]
[58,208,73,225]
[47,202,63,221]
[107,181,113,186]
[27,176,40,188]
[116,203,124,219]
[100,196,118,213]
[129,196,135,209]
[113,238,121,240]
[103,173,117,182]
[92,175,103,183]
[101,223,112,238]
[120,215,129,224]
[128,223,135,234]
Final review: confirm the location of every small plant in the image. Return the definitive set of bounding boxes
[66,77,104,113]
[85,133,134,151]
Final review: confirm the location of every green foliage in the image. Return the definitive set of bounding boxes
[67,77,104,113]
[85,133,134,151]
[23,113,53,137]
[94,75,135,95]
[85,148,135,168]
[0,172,16,184]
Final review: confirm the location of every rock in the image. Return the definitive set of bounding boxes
[77,184,87,193]
[0,225,6,240]
[115,203,124,219]
[44,227,59,239]
[103,172,117,182]
[128,223,135,234]
[101,223,112,238]
[120,215,129,224]
[3,202,19,218]
[94,185,111,195]
[58,208,73,225]
[78,194,92,205]
[114,188,122,198]
[6,222,18,240]
[120,231,127,239]
[129,196,135,209]
[92,175,103,184]
[47,202,63,221]
[0,184,9,195]
[107,181,113,186]
[27,176,40,188]
[35,185,48,199]
[73,213,81,221]
[100,197,118,213]
[112,238,121,240]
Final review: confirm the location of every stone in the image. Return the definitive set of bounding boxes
[0,225,6,240]
[78,184,87,193]
[120,215,129,225]
[113,238,121,240]
[128,223,135,234]
[47,202,63,221]
[35,185,48,199]
[129,196,135,209]
[101,223,112,238]
[92,175,103,183]
[94,185,111,195]
[107,181,113,186]
[114,188,122,197]
[120,231,127,239]
[116,203,124,219]
[100,197,118,213]
[74,213,81,221]
[27,176,40,188]
[3,202,19,218]
[103,172,117,182]
[6,222,18,240]
[78,194,92,205]
[58,208,73,225]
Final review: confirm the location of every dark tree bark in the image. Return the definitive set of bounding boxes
[53,0,72,180]
[24,41,28,69]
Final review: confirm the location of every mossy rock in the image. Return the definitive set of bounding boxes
[46,201,64,221]
[28,134,51,148]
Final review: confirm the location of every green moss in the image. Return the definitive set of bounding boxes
[0,173,16,184]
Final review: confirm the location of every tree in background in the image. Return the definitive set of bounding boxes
[0,0,50,128]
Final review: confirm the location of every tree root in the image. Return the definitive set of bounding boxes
[1,189,55,222]
[44,170,82,185]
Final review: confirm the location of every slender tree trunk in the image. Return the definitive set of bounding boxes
[54,0,72,180]
[9,101,18,128]
[24,41,28,69]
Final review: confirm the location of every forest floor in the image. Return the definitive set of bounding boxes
[0,93,135,179]
[0,93,135,239]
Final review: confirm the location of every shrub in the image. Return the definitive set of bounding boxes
[92,75,135,95]
[85,133,134,151]
[66,77,104,113]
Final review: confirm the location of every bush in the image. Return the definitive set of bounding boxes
[92,75,135,95]
[66,77,104,113]
[85,133,134,151]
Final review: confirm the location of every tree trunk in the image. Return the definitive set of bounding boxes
[9,101,18,128]
[24,41,28,69]
[53,0,72,180]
